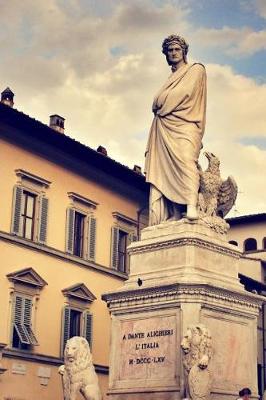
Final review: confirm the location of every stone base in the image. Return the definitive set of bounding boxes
[106,391,179,399]
[124,219,244,292]
[103,221,262,399]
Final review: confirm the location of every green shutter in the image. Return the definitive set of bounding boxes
[13,295,30,345]
[61,306,70,356]
[66,208,75,254]
[11,186,23,235]
[23,298,38,345]
[111,227,119,269]
[83,311,93,348]
[88,216,96,261]
[38,196,49,244]
[13,295,38,346]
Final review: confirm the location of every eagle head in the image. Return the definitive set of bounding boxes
[204,152,220,169]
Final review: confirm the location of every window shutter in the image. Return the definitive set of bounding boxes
[61,306,71,356]
[11,186,23,235]
[23,298,38,345]
[13,295,30,345]
[111,227,119,269]
[66,208,75,254]
[38,196,49,244]
[88,216,96,261]
[13,295,38,346]
[83,311,93,348]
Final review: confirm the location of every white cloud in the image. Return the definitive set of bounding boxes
[0,0,265,215]
[202,63,266,215]
[193,26,266,56]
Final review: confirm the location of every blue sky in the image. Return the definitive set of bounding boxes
[0,0,265,215]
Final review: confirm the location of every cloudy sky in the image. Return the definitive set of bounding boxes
[1,0,266,216]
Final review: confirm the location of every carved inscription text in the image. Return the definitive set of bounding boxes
[119,315,176,381]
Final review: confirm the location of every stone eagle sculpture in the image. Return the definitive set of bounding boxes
[197,151,238,233]
[198,151,238,218]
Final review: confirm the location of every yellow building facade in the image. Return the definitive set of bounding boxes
[228,214,266,395]
[0,91,148,399]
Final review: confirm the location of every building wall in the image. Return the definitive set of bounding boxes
[228,221,266,252]
[0,135,147,399]
[0,137,142,267]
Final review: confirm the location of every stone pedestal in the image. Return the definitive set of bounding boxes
[103,220,262,400]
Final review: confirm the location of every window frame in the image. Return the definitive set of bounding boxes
[61,283,96,357]
[66,207,97,261]
[11,293,38,350]
[11,184,49,244]
[21,190,37,240]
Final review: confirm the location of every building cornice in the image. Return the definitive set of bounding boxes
[0,230,127,281]
[15,169,51,188]
[102,283,262,314]
[3,348,109,374]
[67,192,98,209]
[128,237,241,258]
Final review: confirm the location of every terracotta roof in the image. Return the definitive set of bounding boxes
[0,102,148,194]
[227,213,266,225]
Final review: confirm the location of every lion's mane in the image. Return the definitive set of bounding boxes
[64,336,93,376]
[181,324,212,373]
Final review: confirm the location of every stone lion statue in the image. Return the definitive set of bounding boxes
[180,324,212,400]
[58,336,102,400]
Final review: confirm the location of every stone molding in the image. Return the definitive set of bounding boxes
[128,237,241,259]
[67,192,98,209]
[15,169,51,188]
[6,267,48,288]
[0,230,127,280]
[62,283,97,302]
[112,212,138,227]
[102,283,261,314]
[3,349,109,374]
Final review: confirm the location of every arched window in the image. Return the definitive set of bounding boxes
[229,240,238,246]
[244,238,257,252]
[263,238,266,250]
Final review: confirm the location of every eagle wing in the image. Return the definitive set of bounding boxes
[217,176,238,218]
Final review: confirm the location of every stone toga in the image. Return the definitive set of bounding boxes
[145,63,207,224]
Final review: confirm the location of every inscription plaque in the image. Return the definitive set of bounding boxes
[118,314,176,381]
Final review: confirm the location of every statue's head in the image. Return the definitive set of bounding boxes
[64,336,92,366]
[162,34,189,65]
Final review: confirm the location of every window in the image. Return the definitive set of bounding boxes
[73,212,85,257]
[66,208,96,260]
[7,267,47,351]
[21,191,36,240]
[69,309,82,337]
[110,217,138,273]
[61,283,96,356]
[11,185,49,244]
[118,229,129,273]
[12,295,38,350]
[244,238,257,252]
[229,240,238,246]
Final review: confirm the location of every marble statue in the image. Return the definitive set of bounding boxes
[58,336,102,400]
[145,34,207,225]
[181,324,212,400]
[198,151,238,233]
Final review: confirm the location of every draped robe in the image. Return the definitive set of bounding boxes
[145,63,207,224]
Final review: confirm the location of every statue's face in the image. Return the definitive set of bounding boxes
[167,42,184,65]
[181,329,192,353]
[65,342,78,362]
